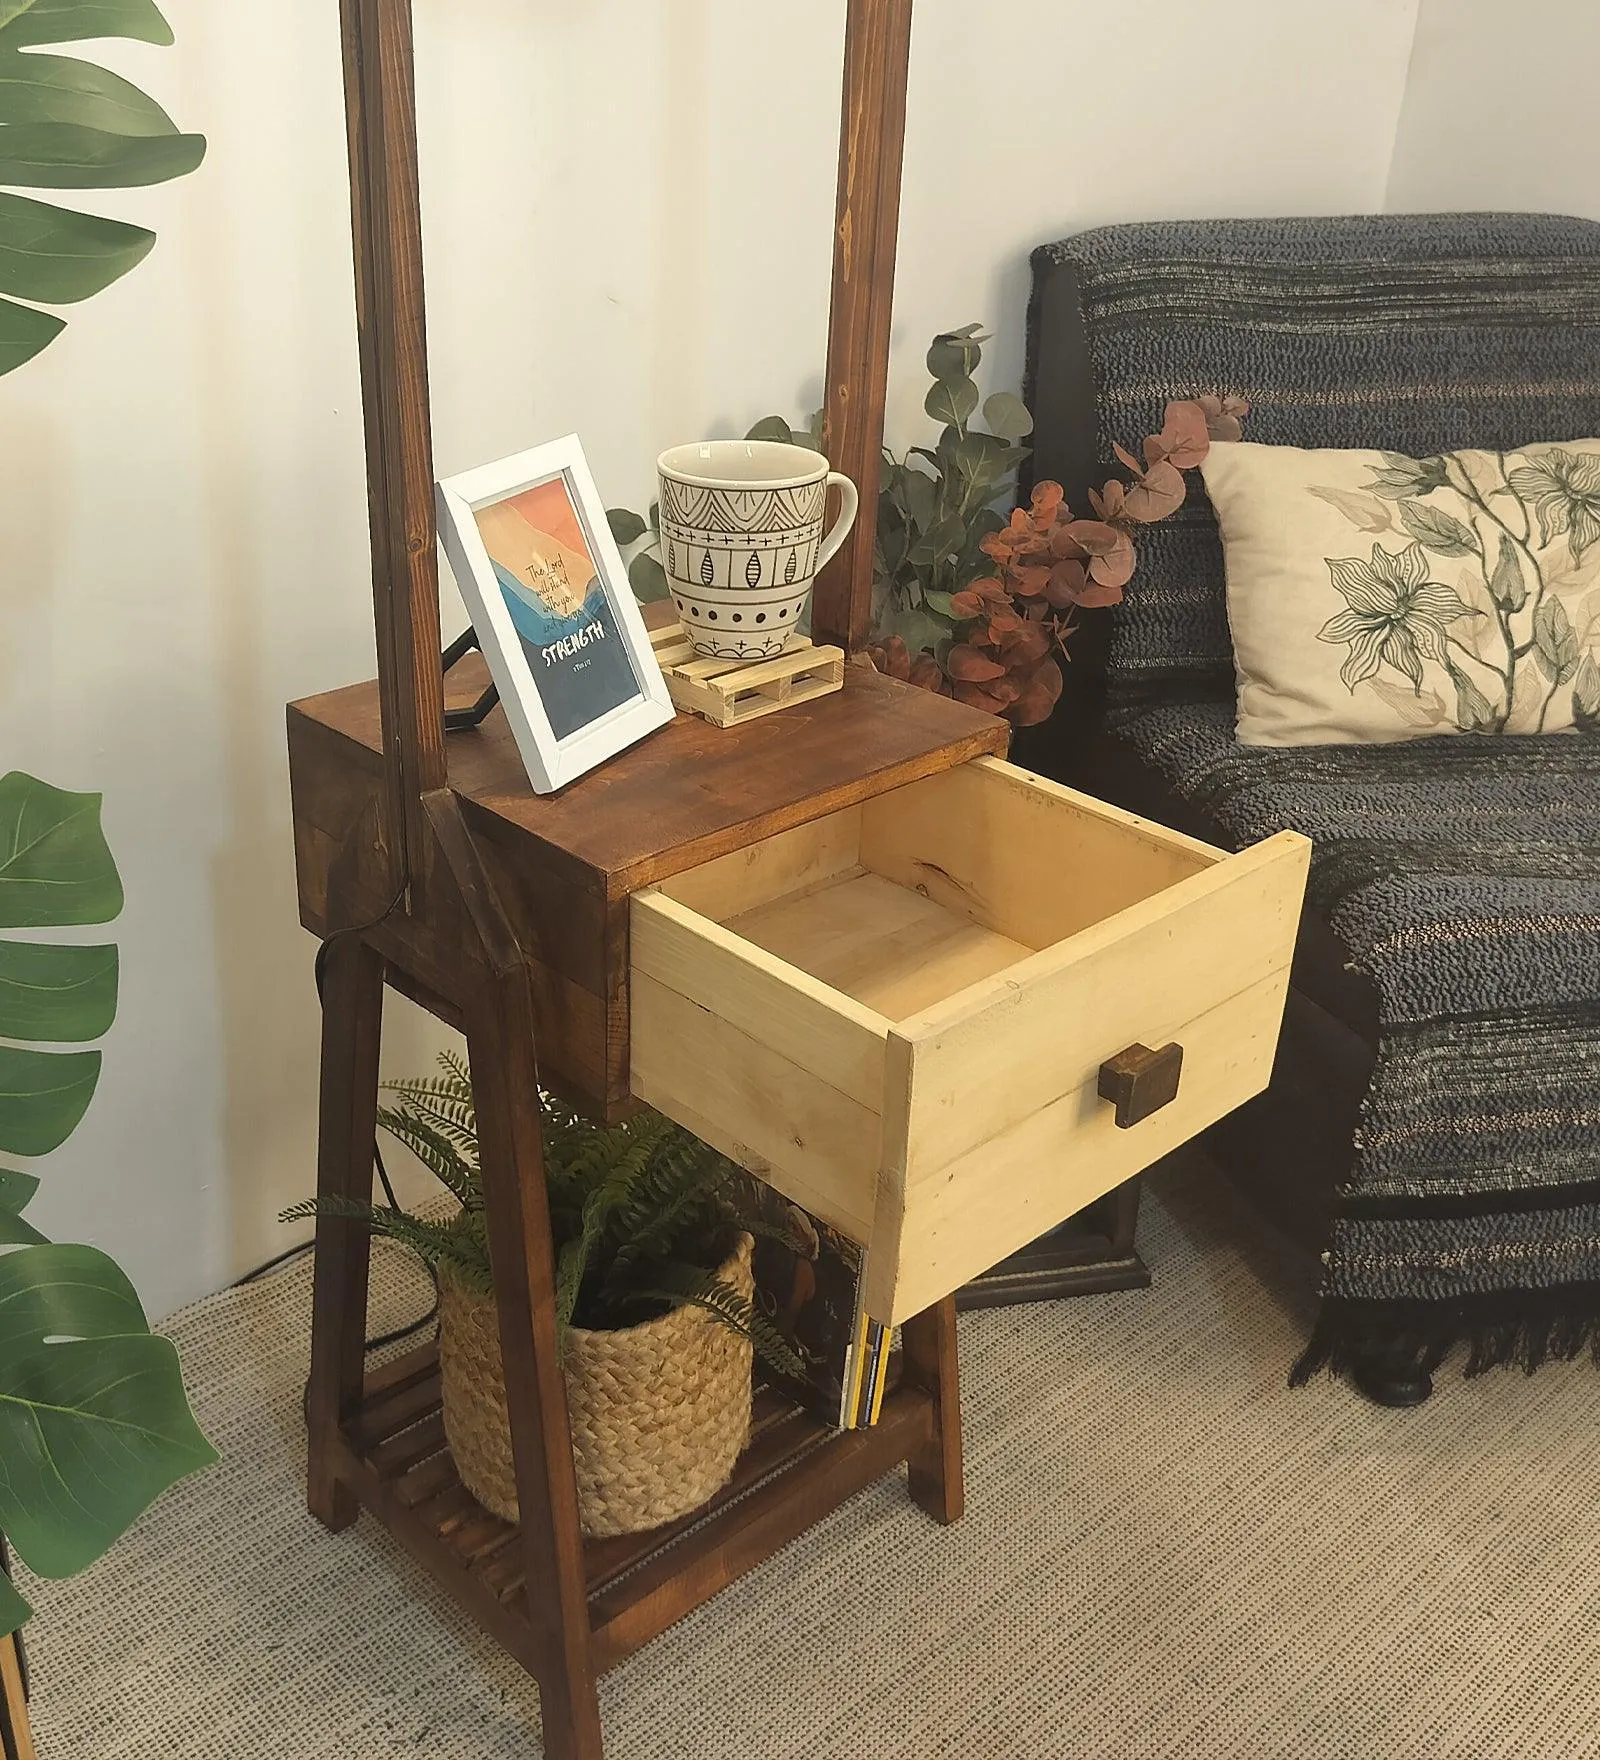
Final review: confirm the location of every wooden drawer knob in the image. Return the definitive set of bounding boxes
[1098,1042,1184,1129]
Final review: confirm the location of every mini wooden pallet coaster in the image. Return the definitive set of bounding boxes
[649,619,845,727]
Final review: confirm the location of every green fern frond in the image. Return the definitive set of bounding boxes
[280,1195,492,1292]
[376,1106,480,1206]
[285,1049,794,1361]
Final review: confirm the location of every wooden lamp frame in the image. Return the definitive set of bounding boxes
[297,5,981,1758]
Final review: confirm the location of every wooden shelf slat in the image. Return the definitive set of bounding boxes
[587,1386,933,1670]
[339,1347,934,1677]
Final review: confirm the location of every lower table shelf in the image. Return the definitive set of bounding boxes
[331,1341,936,1673]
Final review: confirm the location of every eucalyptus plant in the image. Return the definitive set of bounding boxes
[0,774,215,1639]
[0,0,207,376]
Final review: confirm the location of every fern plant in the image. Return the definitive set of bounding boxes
[283,1052,803,1377]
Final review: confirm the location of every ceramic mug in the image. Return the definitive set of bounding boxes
[657,440,859,660]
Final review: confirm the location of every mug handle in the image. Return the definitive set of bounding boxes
[816,472,860,571]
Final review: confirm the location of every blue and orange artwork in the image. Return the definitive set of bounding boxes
[474,475,640,741]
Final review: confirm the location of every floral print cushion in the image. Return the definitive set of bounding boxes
[1200,439,1600,746]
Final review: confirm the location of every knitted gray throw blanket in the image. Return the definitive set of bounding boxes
[1113,698,1600,1380]
[1033,213,1600,1379]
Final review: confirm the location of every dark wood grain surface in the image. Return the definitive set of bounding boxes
[291,655,1007,900]
[813,0,915,654]
[338,0,448,886]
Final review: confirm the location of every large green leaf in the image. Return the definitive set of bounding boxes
[0,286,59,368]
[0,1205,47,1244]
[0,1564,28,1638]
[0,191,152,302]
[0,1168,38,1212]
[0,939,117,1040]
[0,120,204,188]
[0,48,176,132]
[0,773,123,928]
[0,1243,215,1579]
[0,1045,100,1155]
[0,0,174,47]
[0,1,200,377]
[0,1164,46,1242]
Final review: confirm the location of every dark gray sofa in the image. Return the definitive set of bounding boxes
[1019,214,1600,1403]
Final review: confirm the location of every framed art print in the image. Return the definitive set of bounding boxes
[436,436,674,793]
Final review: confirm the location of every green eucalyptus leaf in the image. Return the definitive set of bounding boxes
[0,1565,29,1638]
[0,1242,215,1579]
[604,507,647,547]
[0,1045,100,1155]
[1533,596,1580,684]
[0,1167,39,1212]
[922,590,960,620]
[628,551,669,603]
[0,120,206,189]
[0,290,62,371]
[0,939,117,1040]
[0,0,174,47]
[0,773,123,928]
[0,191,152,302]
[896,467,937,531]
[744,414,795,445]
[981,390,1034,440]
[924,375,978,428]
[908,513,968,569]
[0,48,179,134]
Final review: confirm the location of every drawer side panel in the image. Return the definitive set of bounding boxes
[629,970,883,1241]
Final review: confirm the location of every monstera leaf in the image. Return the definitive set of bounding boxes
[0,772,119,1177]
[0,773,213,1636]
[0,1244,216,1614]
[0,0,206,376]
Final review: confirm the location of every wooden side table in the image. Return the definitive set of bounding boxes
[291,6,1308,1756]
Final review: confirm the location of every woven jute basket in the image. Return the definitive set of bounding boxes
[435,1234,754,1537]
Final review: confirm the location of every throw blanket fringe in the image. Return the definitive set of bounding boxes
[1292,1285,1600,1384]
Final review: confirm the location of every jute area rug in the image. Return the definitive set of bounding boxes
[19,1156,1600,1758]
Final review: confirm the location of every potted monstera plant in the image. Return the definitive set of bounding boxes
[1,0,210,1741]
[0,776,215,1733]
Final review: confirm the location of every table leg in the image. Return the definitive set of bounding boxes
[901,1295,964,1525]
[469,964,605,1760]
[306,936,385,1531]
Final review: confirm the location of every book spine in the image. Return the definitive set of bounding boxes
[867,1325,892,1427]
[839,1304,871,1429]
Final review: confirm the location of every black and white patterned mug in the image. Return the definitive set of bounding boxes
[657,440,859,659]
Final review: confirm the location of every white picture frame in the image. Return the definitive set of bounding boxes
[435,435,675,794]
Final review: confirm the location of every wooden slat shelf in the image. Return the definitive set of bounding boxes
[332,1343,934,1672]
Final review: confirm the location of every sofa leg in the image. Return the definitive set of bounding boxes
[1350,1349,1434,1409]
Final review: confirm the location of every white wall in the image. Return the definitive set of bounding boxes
[1386,0,1600,218]
[15,0,1568,1320]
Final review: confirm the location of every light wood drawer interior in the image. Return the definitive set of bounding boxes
[631,757,1310,1324]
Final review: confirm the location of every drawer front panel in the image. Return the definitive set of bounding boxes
[867,970,1292,1322]
[865,829,1311,1323]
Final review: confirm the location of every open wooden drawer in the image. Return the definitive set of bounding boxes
[630,756,1310,1324]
